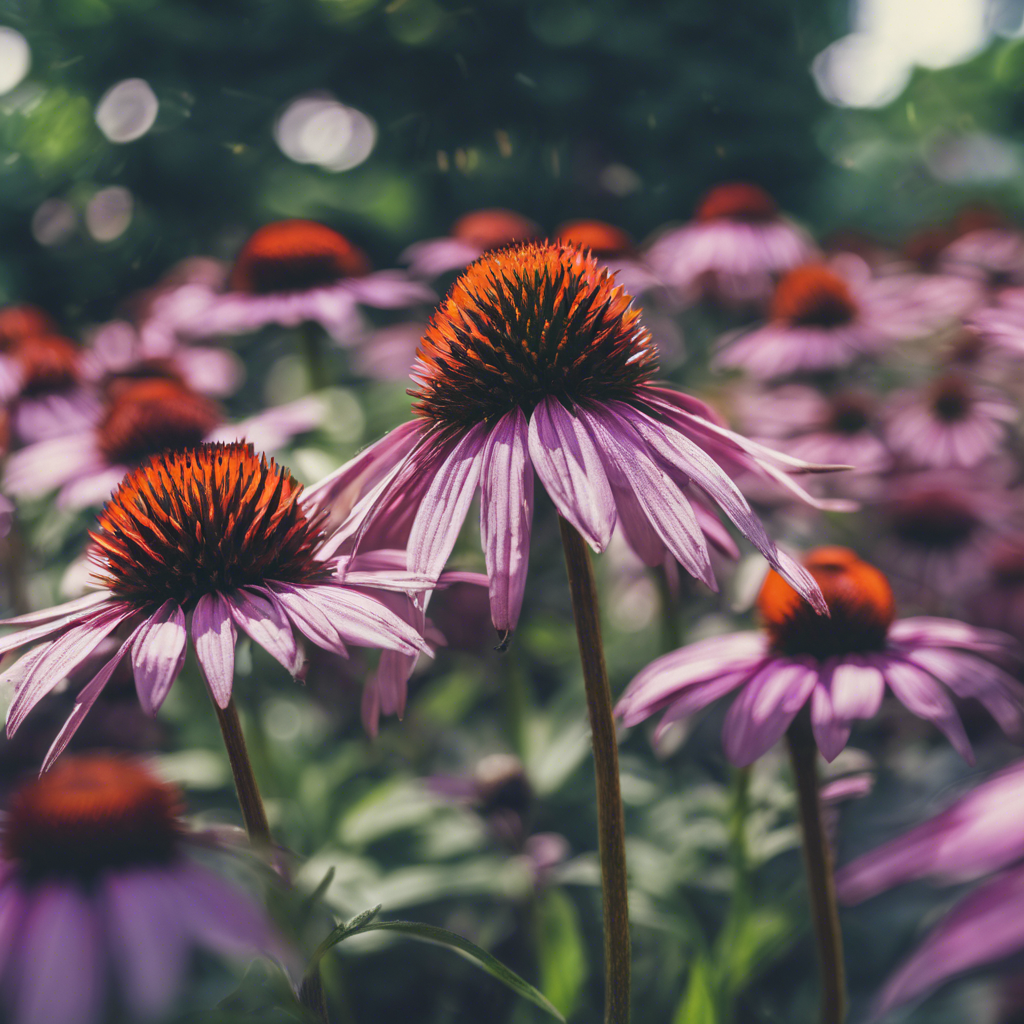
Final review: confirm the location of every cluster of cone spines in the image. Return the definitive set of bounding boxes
[411,242,658,430]
[92,442,329,609]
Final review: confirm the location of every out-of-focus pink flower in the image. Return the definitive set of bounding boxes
[617,547,1021,765]
[4,378,325,509]
[0,443,437,767]
[0,754,294,1024]
[967,537,1024,638]
[85,319,244,399]
[877,470,1015,601]
[940,227,1024,291]
[715,258,966,380]
[555,219,663,296]
[306,242,842,644]
[837,760,1024,1019]
[735,384,891,477]
[146,220,435,346]
[646,182,817,306]
[885,372,1016,470]
[402,208,540,280]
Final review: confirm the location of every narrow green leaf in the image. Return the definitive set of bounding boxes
[305,903,383,973]
[301,866,335,915]
[672,956,717,1024]
[535,888,587,1016]
[356,920,565,1022]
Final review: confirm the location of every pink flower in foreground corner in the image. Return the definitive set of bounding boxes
[306,241,843,645]
[0,442,435,768]
[837,759,1024,1019]
[616,547,1022,765]
[0,754,294,1024]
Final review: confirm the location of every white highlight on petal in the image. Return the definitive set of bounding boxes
[0,28,30,96]
[85,186,133,242]
[95,78,159,143]
[274,94,377,172]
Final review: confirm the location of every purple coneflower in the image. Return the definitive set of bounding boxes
[885,371,1015,470]
[940,226,1024,291]
[146,220,435,345]
[616,546,1022,765]
[0,754,293,1024]
[646,182,817,306]
[837,759,1024,1019]
[402,208,540,280]
[307,241,837,642]
[0,441,432,768]
[3,377,324,509]
[715,259,961,380]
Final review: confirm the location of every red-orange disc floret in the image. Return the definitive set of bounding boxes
[229,220,371,294]
[770,265,858,327]
[555,220,635,258]
[4,756,183,880]
[696,183,779,223]
[92,442,329,610]
[758,547,895,659]
[0,305,59,349]
[450,209,539,251]
[13,334,81,394]
[410,242,657,430]
[97,378,222,465]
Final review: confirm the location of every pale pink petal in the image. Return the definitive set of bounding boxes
[872,866,1024,1019]
[206,395,324,453]
[42,623,144,773]
[228,589,300,675]
[582,407,715,587]
[15,884,103,1024]
[828,657,886,720]
[131,600,187,716]
[362,675,382,737]
[722,660,818,766]
[104,868,189,1019]
[880,657,973,763]
[527,396,616,551]
[263,584,347,657]
[7,605,135,738]
[479,408,534,636]
[192,592,237,708]
[0,590,113,630]
[2,434,105,499]
[888,616,1017,656]
[291,584,427,655]
[374,649,417,718]
[407,423,487,578]
[810,679,850,762]
[652,667,760,741]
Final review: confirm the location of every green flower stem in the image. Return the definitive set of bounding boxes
[786,711,846,1024]
[558,516,631,1024]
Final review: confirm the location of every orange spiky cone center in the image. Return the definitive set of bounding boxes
[770,265,858,327]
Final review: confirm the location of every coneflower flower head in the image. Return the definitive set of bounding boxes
[0,755,292,1024]
[308,241,841,641]
[617,546,1022,765]
[0,441,432,766]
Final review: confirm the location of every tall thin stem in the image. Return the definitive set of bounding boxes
[212,697,273,845]
[212,696,330,1023]
[558,516,631,1024]
[786,711,846,1024]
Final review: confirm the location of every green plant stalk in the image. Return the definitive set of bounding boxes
[786,712,846,1024]
[211,697,331,1023]
[717,766,751,1023]
[558,516,631,1024]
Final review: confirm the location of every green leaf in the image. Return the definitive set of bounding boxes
[672,957,717,1024]
[306,904,383,972]
[329,916,565,1021]
[535,888,587,1016]
[720,908,792,996]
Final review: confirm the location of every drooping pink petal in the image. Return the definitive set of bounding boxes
[810,680,850,762]
[228,589,301,675]
[362,675,382,737]
[828,657,886,720]
[290,583,427,655]
[7,605,135,738]
[375,649,417,718]
[871,866,1024,1020]
[131,600,187,716]
[0,590,112,630]
[527,396,616,551]
[15,883,104,1024]
[887,616,1018,657]
[879,657,973,763]
[42,624,145,773]
[722,660,818,766]
[192,592,237,709]
[652,668,760,742]
[261,584,347,658]
[582,406,715,588]
[479,408,534,635]
[104,868,189,1020]
[407,423,488,578]
[616,631,767,723]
